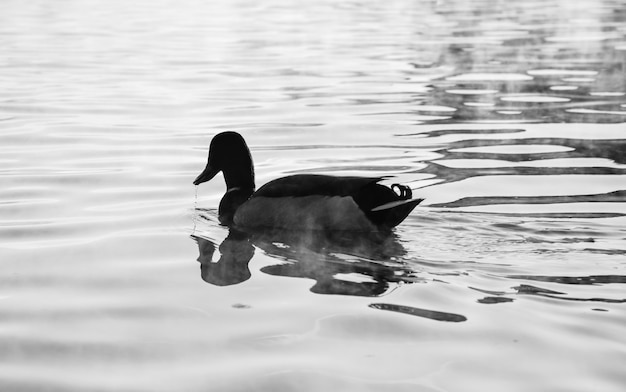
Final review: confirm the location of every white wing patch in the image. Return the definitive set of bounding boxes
[233,196,377,231]
[371,198,421,212]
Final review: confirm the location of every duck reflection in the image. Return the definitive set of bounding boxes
[194,230,254,286]
[192,228,418,297]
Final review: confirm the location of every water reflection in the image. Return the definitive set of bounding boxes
[472,277,626,305]
[192,226,420,297]
[508,274,626,285]
[435,137,626,164]
[195,230,254,286]
[512,283,626,303]
[401,127,626,213]
[369,303,467,322]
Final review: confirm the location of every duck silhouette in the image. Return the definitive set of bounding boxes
[193,131,422,231]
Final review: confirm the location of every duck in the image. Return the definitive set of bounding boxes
[193,131,423,232]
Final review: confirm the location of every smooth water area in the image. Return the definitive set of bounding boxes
[1,0,625,391]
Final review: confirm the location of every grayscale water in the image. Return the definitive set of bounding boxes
[1,0,625,391]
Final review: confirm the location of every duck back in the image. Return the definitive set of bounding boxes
[253,174,382,198]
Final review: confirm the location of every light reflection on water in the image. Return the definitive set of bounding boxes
[1,0,625,391]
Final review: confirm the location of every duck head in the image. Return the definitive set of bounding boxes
[194,131,256,225]
[193,131,255,189]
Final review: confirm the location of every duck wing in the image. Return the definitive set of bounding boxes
[252,174,422,230]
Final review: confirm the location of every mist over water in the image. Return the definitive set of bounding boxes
[1,0,625,391]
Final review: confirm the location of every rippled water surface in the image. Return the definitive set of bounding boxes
[1,0,626,391]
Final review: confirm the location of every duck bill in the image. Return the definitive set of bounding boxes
[193,164,220,185]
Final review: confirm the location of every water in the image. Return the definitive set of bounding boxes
[1,0,625,391]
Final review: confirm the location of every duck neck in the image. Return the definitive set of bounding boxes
[218,186,254,226]
[222,165,255,194]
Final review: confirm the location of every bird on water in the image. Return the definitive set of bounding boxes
[193,131,422,232]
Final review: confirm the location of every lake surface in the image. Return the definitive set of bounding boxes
[1,0,625,391]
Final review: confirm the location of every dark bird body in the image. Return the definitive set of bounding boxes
[194,132,422,232]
